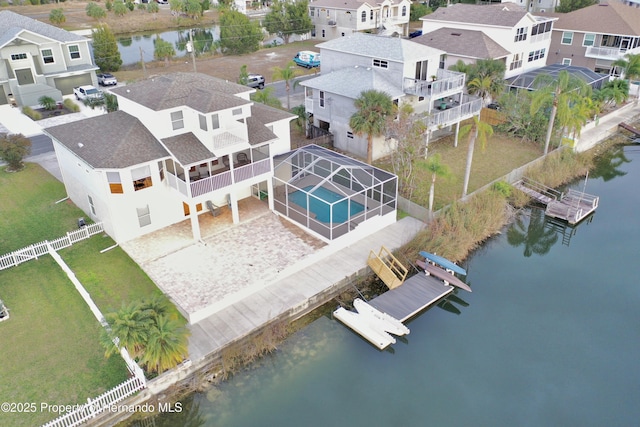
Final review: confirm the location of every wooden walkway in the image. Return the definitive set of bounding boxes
[513,178,599,225]
[619,122,640,137]
[368,273,453,322]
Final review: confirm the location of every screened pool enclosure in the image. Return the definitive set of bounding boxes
[273,145,398,241]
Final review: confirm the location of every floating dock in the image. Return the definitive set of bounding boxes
[367,273,454,323]
[513,178,598,225]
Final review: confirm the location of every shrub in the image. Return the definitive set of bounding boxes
[38,96,57,111]
[21,106,42,121]
[491,180,512,198]
[0,133,31,171]
[63,98,81,112]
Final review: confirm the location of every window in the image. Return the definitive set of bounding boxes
[232,108,242,116]
[583,33,595,47]
[509,53,523,71]
[211,113,220,130]
[199,114,207,131]
[562,31,573,45]
[11,53,27,60]
[137,205,151,227]
[310,7,314,17]
[322,29,325,38]
[562,58,572,66]
[370,10,373,20]
[362,11,366,22]
[68,45,80,59]
[158,161,165,181]
[41,49,54,64]
[107,171,123,194]
[439,54,446,69]
[402,5,407,16]
[171,110,184,130]
[514,27,527,42]
[528,48,546,62]
[415,60,428,80]
[88,195,96,216]
[373,58,388,69]
[347,131,354,139]
[132,165,152,191]
[319,91,325,108]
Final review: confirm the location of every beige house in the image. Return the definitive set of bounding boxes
[544,1,640,74]
[309,0,411,40]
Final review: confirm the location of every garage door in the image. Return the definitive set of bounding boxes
[0,86,7,105]
[54,74,93,95]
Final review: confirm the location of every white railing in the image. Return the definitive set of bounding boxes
[233,158,270,183]
[190,170,232,197]
[585,46,625,60]
[305,97,314,115]
[426,97,483,128]
[0,223,104,271]
[530,32,551,44]
[403,68,465,99]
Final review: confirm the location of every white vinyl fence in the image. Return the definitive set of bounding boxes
[0,223,104,271]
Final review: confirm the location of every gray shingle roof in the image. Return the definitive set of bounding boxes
[45,111,169,169]
[110,73,251,113]
[250,102,296,125]
[161,132,213,165]
[247,116,278,146]
[422,3,528,27]
[317,33,445,62]
[545,1,640,35]
[0,10,86,48]
[414,28,510,59]
[301,66,405,99]
[310,0,376,10]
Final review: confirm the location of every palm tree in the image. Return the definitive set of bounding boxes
[459,115,493,196]
[530,70,591,155]
[594,79,629,108]
[251,87,282,109]
[350,90,394,164]
[422,153,450,213]
[272,60,301,110]
[448,59,471,75]
[612,53,640,103]
[102,301,152,358]
[467,76,493,104]
[141,315,190,374]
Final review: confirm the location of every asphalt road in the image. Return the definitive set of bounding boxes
[27,134,53,157]
[268,74,318,109]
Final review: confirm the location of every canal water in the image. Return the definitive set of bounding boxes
[150,145,640,426]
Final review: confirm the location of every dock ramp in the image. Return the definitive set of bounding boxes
[367,246,408,289]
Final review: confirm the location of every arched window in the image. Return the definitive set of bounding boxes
[362,10,367,22]
[402,5,406,16]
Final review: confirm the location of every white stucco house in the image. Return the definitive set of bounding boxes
[0,10,98,107]
[309,0,411,40]
[44,73,296,243]
[419,3,556,79]
[300,33,482,161]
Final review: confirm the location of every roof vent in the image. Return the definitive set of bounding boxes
[78,143,84,148]
[354,65,359,68]
[451,32,461,36]
[502,6,509,10]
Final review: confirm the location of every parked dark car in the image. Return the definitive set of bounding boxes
[487,102,501,111]
[409,30,423,38]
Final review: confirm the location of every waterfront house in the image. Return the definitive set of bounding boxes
[308,0,411,40]
[0,10,98,107]
[419,3,556,79]
[300,33,482,161]
[44,73,295,243]
[543,1,640,74]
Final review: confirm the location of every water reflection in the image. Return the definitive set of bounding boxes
[507,207,559,257]
[174,29,216,56]
[590,144,631,181]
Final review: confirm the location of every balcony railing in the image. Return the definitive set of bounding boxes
[165,158,271,198]
[585,46,626,60]
[305,97,314,115]
[425,96,482,129]
[404,68,465,99]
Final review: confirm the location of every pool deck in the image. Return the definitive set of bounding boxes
[187,216,425,362]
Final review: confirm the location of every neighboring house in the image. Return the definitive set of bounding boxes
[499,0,560,13]
[0,10,98,107]
[420,3,557,79]
[309,0,411,40]
[44,73,296,243]
[543,1,640,74]
[301,33,482,161]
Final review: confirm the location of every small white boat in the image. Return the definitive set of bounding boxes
[333,307,396,350]
[353,298,410,336]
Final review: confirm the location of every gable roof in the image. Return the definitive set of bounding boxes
[250,101,296,125]
[310,0,374,10]
[414,28,510,59]
[45,111,169,169]
[110,73,251,113]
[0,10,86,49]
[544,1,640,35]
[161,132,213,165]
[421,3,529,27]
[317,33,445,62]
[301,66,405,99]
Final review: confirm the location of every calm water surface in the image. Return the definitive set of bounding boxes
[152,145,640,427]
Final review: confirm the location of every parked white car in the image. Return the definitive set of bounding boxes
[97,73,117,86]
[74,85,102,101]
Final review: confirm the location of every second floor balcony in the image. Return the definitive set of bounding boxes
[424,95,483,129]
[585,44,640,61]
[404,68,465,100]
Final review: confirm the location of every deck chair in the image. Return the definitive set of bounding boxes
[206,200,221,217]
[237,152,249,165]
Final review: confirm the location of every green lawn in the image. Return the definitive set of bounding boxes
[0,258,128,427]
[0,163,86,254]
[379,131,543,211]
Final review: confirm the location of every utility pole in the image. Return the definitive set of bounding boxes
[189,30,197,73]
[139,47,147,79]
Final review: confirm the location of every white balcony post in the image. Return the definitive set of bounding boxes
[229,192,240,224]
[189,203,201,241]
[454,121,460,148]
[267,179,275,211]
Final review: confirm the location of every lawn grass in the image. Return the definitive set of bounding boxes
[377,130,543,211]
[0,258,128,427]
[0,163,87,254]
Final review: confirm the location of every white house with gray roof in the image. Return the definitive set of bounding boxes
[301,33,482,161]
[309,0,410,40]
[45,73,295,243]
[420,3,556,79]
[0,10,98,107]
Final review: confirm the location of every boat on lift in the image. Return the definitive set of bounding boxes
[353,298,410,336]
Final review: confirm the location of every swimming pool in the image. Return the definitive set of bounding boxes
[289,186,365,223]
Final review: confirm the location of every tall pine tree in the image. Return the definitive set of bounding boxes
[92,24,122,72]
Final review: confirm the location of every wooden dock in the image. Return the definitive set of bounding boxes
[367,273,454,322]
[513,178,598,225]
[619,122,640,137]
